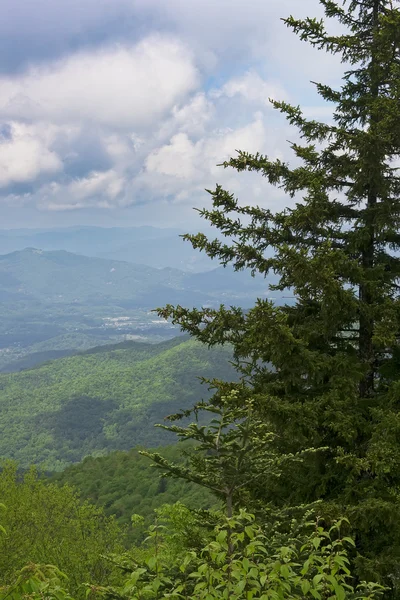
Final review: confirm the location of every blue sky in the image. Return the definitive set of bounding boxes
[0,0,344,229]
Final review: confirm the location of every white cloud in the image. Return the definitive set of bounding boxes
[211,71,288,106]
[144,117,268,194]
[131,0,314,61]
[0,36,199,129]
[0,122,62,188]
[0,0,350,227]
[172,93,214,136]
[37,169,126,211]
[67,170,125,201]
[145,133,197,180]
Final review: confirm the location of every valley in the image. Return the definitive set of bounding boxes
[0,248,276,372]
[0,245,273,371]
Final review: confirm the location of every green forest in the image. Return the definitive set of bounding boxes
[1,0,400,598]
[50,444,215,541]
[0,336,236,469]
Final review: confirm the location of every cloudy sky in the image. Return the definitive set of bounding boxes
[0,0,345,229]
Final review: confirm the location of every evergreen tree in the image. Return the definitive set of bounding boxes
[143,389,303,519]
[157,0,400,592]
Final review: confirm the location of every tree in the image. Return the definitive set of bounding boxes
[0,462,123,596]
[143,388,322,526]
[157,0,400,593]
[143,390,287,519]
[0,511,385,600]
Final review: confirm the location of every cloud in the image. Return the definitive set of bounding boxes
[0,0,139,74]
[0,0,348,228]
[0,36,199,129]
[56,127,114,178]
[145,118,267,182]
[0,66,300,217]
[143,116,270,199]
[0,122,62,189]
[37,169,126,211]
[171,94,215,136]
[131,0,321,66]
[32,110,277,214]
[0,0,325,75]
[146,133,198,180]
[211,71,288,106]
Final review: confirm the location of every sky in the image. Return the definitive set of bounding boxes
[0,0,346,229]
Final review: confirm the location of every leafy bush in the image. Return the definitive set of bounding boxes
[94,510,385,600]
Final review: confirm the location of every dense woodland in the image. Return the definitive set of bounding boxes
[1,0,400,598]
[0,336,236,469]
[51,444,215,542]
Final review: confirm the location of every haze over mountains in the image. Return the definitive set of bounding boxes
[0,229,277,371]
[0,246,269,306]
[0,226,216,272]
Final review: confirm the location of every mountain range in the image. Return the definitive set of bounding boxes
[0,247,273,370]
[0,226,216,272]
[0,246,269,305]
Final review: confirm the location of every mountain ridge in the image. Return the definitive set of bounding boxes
[0,246,269,304]
[0,246,272,371]
[0,226,215,272]
[0,335,236,470]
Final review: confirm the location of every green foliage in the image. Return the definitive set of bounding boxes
[51,445,215,542]
[0,337,236,469]
[0,564,74,600]
[143,390,317,518]
[0,501,386,600]
[94,511,385,600]
[0,462,124,596]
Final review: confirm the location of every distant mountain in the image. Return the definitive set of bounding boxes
[0,247,269,307]
[0,247,275,370]
[0,247,190,304]
[0,336,236,470]
[0,226,217,272]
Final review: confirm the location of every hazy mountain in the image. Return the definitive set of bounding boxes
[0,247,269,306]
[0,248,273,369]
[0,226,217,272]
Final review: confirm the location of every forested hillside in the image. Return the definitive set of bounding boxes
[51,444,215,540]
[0,337,236,470]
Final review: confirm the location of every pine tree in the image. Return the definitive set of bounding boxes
[143,389,309,519]
[157,0,400,592]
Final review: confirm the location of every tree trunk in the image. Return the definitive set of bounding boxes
[359,0,380,399]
